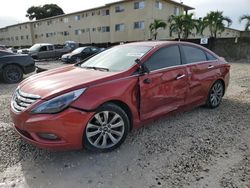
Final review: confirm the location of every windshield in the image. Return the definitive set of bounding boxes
[80,45,151,72]
[30,44,42,51]
[72,47,85,54]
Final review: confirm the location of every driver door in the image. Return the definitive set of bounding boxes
[139,45,188,121]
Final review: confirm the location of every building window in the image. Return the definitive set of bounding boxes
[26,35,29,40]
[102,9,110,16]
[47,20,52,25]
[155,1,163,10]
[115,24,125,32]
[174,7,180,15]
[63,18,69,23]
[15,36,18,41]
[97,10,101,15]
[86,28,90,32]
[86,13,89,17]
[134,21,145,29]
[102,26,110,32]
[75,29,81,35]
[97,27,101,32]
[64,31,69,36]
[75,15,81,21]
[19,26,22,30]
[134,1,145,9]
[92,12,95,16]
[21,36,24,40]
[115,5,125,12]
[92,28,96,32]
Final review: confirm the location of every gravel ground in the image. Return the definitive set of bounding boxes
[0,60,249,188]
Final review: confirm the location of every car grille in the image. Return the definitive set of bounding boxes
[11,89,41,112]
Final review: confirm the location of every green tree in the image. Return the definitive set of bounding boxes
[203,11,232,39]
[26,4,64,20]
[149,19,167,40]
[168,13,198,40]
[239,14,250,31]
[168,14,184,40]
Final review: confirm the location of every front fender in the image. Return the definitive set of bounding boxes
[71,76,141,127]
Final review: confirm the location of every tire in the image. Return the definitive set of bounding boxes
[2,65,23,84]
[84,103,130,152]
[206,80,224,108]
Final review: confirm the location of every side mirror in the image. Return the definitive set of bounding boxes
[135,59,150,74]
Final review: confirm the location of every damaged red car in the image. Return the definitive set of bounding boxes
[10,41,230,152]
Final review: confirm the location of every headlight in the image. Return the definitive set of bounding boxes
[31,88,86,114]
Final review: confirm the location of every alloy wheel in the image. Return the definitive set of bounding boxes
[86,111,125,149]
[210,81,223,107]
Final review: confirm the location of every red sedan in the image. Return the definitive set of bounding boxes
[10,41,230,152]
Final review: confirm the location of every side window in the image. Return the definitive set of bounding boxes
[83,48,91,53]
[48,45,54,51]
[145,45,181,71]
[182,45,207,64]
[39,46,47,52]
[205,52,217,61]
[91,47,99,52]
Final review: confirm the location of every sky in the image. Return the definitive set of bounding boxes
[0,0,249,30]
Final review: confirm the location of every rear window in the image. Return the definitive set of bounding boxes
[182,45,207,64]
[206,52,217,61]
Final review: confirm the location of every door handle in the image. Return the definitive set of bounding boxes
[143,78,152,84]
[208,65,214,69]
[176,74,186,80]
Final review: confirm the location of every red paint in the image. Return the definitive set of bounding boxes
[10,41,230,150]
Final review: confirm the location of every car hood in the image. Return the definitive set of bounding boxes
[19,65,121,99]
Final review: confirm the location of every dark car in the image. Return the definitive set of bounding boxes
[0,50,35,83]
[10,41,230,152]
[61,46,101,63]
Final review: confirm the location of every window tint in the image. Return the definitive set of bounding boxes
[83,48,91,53]
[145,45,181,71]
[205,52,217,60]
[48,46,54,51]
[39,46,47,52]
[182,45,206,64]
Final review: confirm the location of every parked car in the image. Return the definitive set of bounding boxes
[61,46,101,63]
[29,43,73,60]
[10,41,230,152]
[17,48,30,54]
[0,50,35,83]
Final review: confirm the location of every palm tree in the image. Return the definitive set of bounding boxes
[168,14,184,40]
[149,19,167,40]
[239,14,250,31]
[168,13,198,40]
[182,13,199,39]
[203,11,232,39]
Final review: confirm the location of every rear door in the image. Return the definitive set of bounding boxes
[139,45,188,120]
[180,45,220,106]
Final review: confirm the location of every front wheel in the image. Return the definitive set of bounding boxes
[2,65,23,84]
[206,80,224,108]
[84,103,130,152]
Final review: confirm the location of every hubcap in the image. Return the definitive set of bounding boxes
[6,68,21,82]
[210,82,223,106]
[86,111,125,149]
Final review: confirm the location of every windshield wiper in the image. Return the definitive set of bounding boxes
[83,66,109,72]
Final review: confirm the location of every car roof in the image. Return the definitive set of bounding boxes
[123,41,203,48]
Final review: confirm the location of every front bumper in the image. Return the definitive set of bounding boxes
[10,107,94,150]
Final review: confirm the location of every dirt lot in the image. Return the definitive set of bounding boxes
[0,60,249,188]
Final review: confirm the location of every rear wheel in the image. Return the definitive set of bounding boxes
[84,103,130,152]
[206,80,224,108]
[2,65,23,84]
